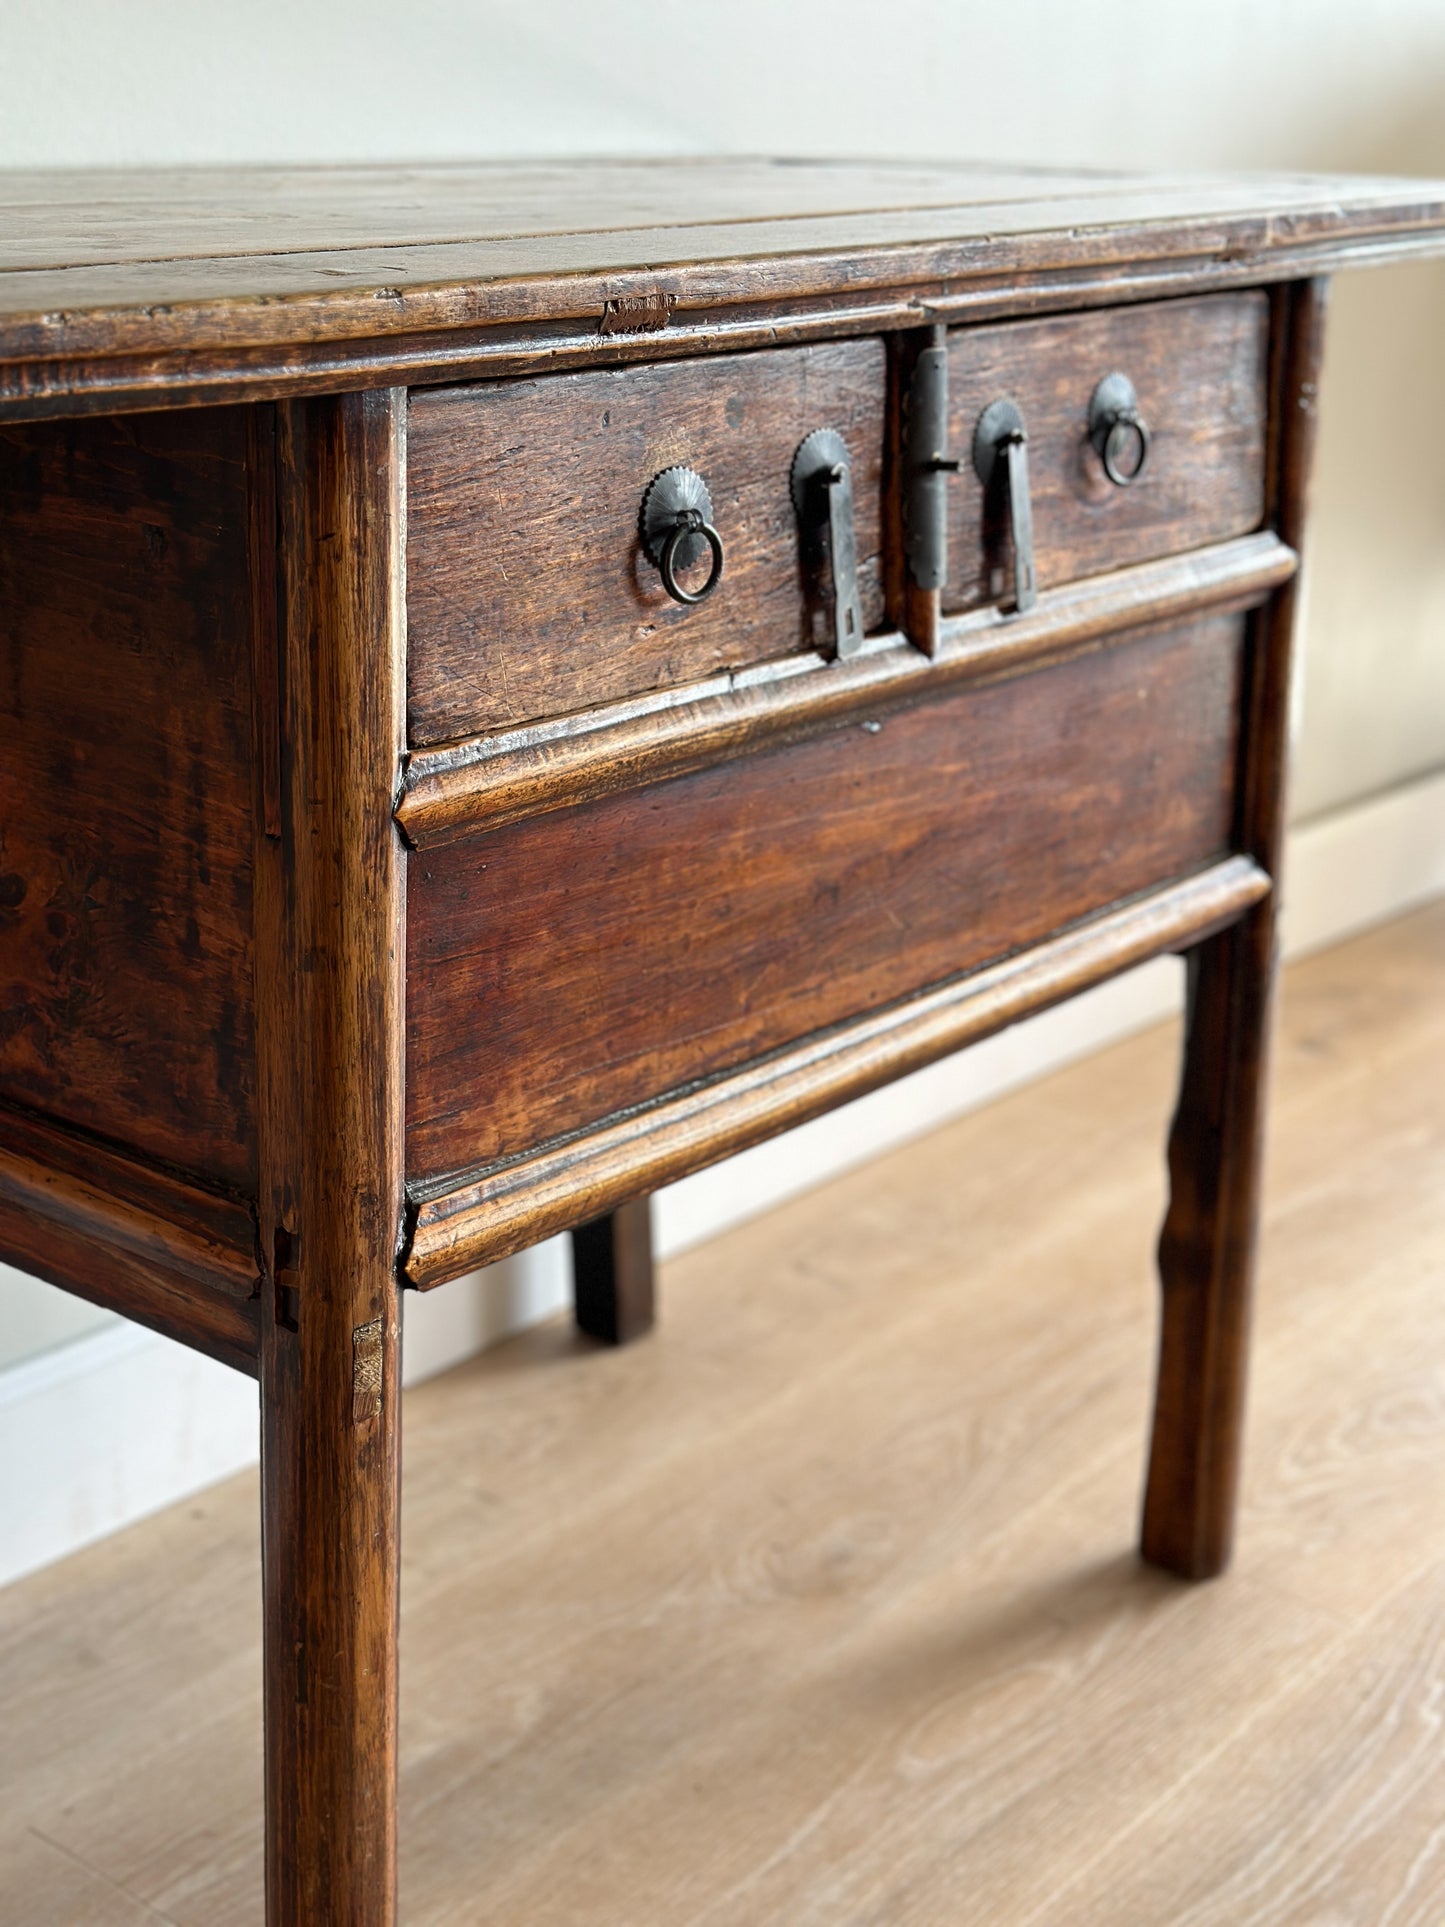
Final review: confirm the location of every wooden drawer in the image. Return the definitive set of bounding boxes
[942,293,1269,612]
[406,611,1246,1183]
[406,339,887,745]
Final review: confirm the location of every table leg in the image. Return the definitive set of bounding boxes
[1141,908,1275,1579]
[261,1274,401,1922]
[1141,276,1326,1581]
[572,1196,656,1344]
[254,389,408,1920]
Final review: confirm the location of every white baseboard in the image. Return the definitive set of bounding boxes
[2,766,1441,1586]
[1282,765,1445,959]
[0,1320,258,1585]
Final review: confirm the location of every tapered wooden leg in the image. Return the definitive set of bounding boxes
[1141,913,1275,1578]
[1141,276,1328,1581]
[254,389,407,1922]
[572,1196,655,1344]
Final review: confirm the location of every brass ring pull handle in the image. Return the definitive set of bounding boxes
[1089,372,1151,487]
[641,465,725,606]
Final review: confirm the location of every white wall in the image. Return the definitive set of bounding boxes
[2,0,1441,811]
[2,3,1443,1479]
[0,1273,121,1372]
[3,0,1445,177]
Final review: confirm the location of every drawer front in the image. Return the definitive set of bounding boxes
[407,339,887,745]
[943,293,1269,612]
[406,613,1246,1181]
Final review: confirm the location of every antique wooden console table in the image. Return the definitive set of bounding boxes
[3,161,1444,1919]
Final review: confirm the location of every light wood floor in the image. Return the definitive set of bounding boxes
[3,903,1444,1925]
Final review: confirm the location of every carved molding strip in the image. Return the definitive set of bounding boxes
[405,855,1270,1289]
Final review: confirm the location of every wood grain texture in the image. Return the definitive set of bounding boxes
[406,613,1247,1185]
[942,292,1268,611]
[1142,279,1330,1580]
[0,1099,258,1371]
[571,1197,656,1346]
[399,531,1295,849]
[0,407,257,1189]
[406,857,1269,1286]
[0,161,1420,1926]
[0,159,1404,273]
[0,160,1443,418]
[0,1099,256,1296]
[406,339,886,742]
[3,903,1440,1926]
[256,391,406,1924]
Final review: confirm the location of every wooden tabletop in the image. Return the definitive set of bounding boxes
[3,158,1444,416]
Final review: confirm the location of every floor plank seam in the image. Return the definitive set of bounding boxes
[26,1823,183,1925]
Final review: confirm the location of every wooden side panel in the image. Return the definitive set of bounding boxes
[0,1189,259,1375]
[944,293,1269,612]
[0,1097,259,1371]
[407,613,1246,1182]
[406,338,887,742]
[0,409,257,1189]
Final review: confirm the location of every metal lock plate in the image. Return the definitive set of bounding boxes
[972,396,1037,615]
[791,427,866,660]
[904,331,958,592]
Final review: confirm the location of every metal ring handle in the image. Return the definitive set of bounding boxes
[659,513,724,605]
[1101,408,1150,487]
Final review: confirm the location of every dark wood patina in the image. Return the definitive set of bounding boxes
[1,160,1441,1922]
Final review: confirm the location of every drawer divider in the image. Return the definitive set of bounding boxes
[399,532,1294,850]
